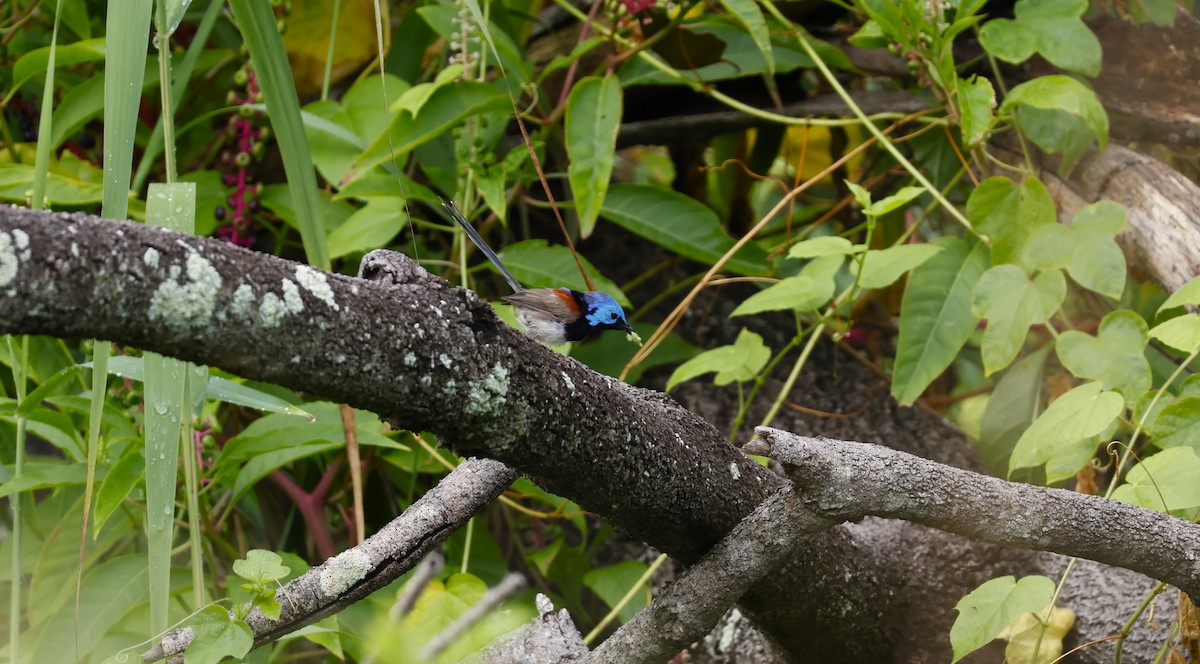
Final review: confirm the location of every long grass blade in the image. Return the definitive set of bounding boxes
[228,0,330,269]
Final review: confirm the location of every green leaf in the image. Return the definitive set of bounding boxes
[950,575,1056,662]
[0,148,105,205]
[600,184,770,276]
[1001,75,1108,151]
[978,345,1052,476]
[848,19,889,49]
[92,355,313,417]
[496,240,630,307]
[185,606,253,664]
[347,81,508,182]
[327,199,408,259]
[1108,444,1200,511]
[1149,314,1200,353]
[956,75,996,147]
[0,461,103,498]
[966,176,1055,266]
[893,238,990,405]
[583,561,650,624]
[566,76,623,238]
[1127,0,1178,25]
[971,266,1066,374]
[666,329,769,390]
[1016,104,1095,171]
[864,185,926,217]
[1009,382,1124,480]
[234,549,292,585]
[1159,274,1200,312]
[978,0,1101,76]
[571,323,699,384]
[1150,397,1200,452]
[93,447,144,536]
[1023,201,1126,297]
[718,0,775,76]
[731,255,842,316]
[788,235,857,259]
[1111,447,1200,511]
[10,37,106,97]
[857,244,943,290]
[1055,311,1149,397]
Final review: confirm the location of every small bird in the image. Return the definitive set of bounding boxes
[443,200,636,344]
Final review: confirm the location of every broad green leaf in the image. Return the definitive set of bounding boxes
[1159,274,1200,312]
[1055,310,1149,397]
[1111,447,1200,511]
[857,244,943,289]
[1023,201,1126,297]
[893,238,990,405]
[966,176,1055,266]
[864,185,926,217]
[848,19,889,49]
[327,199,408,259]
[571,323,699,384]
[788,235,857,259]
[1016,104,1096,171]
[731,255,842,316]
[950,575,1055,663]
[496,240,630,307]
[583,560,651,624]
[234,549,292,584]
[978,0,1101,76]
[1009,382,1123,480]
[185,606,253,664]
[971,266,1066,374]
[303,74,410,186]
[394,65,464,119]
[93,353,313,417]
[347,81,508,182]
[1150,397,1200,452]
[1001,75,1108,151]
[956,74,996,147]
[978,345,1052,476]
[93,448,144,536]
[666,329,769,390]
[718,0,775,76]
[25,555,149,663]
[0,148,105,205]
[0,461,103,498]
[1149,314,1200,354]
[1127,0,1178,25]
[10,37,106,97]
[601,184,770,276]
[566,76,623,237]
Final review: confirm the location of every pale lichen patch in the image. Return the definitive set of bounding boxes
[281,279,304,314]
[561,372,575,393]
[143,247,160,268]
[729,462,741,480]
[259,292,287,328]
[229,284,255,316]
[318,549,372,597]
[296,265,339,310]
[148,252,222,333]
[0,231,20,287]
[466,364,510,416]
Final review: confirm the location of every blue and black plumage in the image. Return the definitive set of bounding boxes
[443,200,634,344]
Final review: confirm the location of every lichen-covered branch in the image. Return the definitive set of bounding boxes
[748,429,1200,599]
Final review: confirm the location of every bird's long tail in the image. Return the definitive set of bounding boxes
[442,199,524,293]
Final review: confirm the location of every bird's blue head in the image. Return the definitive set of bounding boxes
[581,292,634,333]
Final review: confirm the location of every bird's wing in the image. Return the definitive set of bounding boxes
[504,289,580,319]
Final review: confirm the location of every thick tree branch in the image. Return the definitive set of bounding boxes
[747,429,1200,599]
[140,458,517,662]
[586,487,833,663]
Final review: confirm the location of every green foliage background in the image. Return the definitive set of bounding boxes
[1,0,1198,661]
